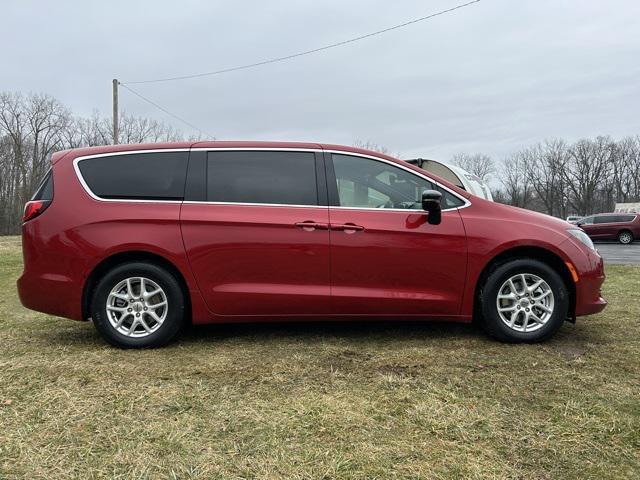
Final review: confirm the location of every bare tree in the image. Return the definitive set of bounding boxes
[0,91,195,234]
[612,136,640,204]
[563,136,614,215]
[451,152,495,182]
[0,92,70,233]
[523,139,569,217]
[499,151,532,208]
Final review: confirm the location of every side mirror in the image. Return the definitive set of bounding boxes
[422,190,442,225]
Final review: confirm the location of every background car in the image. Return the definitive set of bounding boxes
[577,213,639,244]
[566,215,583,223]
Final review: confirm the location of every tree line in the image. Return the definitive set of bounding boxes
[0,92,191,234]
[454,137,640,218]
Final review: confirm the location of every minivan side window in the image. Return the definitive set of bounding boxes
[605,215,636,223]
[580,216,595,225]
[594,216,610,224]
[207,151,318,206]
[77,152,188,200]
[330,154,465,210]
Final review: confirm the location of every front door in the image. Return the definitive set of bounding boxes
[326,153,468,316]
[181,150,331,316]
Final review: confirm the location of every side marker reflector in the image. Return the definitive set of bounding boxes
[565,262,579,283]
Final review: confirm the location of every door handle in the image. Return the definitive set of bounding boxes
[294,221,329,231]
[332,223,365,233]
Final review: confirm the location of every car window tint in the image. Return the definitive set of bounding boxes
[619,215,635,222]
[78,152,188,200]
[331,154,464,209]
[207,151,317,206]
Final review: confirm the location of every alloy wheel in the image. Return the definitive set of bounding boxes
[619,231,632,244]
[495,273,555,333]
[106,277,168,337]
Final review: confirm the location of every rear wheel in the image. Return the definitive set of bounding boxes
[479,258,569,343]
[90,262,185,348]
[618,230,633,244]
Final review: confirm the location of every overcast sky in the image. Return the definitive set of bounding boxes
[2,0,639,161]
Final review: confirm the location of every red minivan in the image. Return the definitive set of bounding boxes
[576,213,639,244]
[18,142,606,348]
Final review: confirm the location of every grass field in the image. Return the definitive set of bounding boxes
[1,235,639,479]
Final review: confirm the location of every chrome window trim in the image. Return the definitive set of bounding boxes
[72,147,471,210]
[182,201,324,209]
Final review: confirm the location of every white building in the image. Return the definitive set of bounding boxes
[614,202,640,213]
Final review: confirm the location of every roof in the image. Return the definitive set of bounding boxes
[52,141,402,164]
[593,212,637,216]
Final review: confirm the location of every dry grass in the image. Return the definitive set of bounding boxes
[0,235,638,479]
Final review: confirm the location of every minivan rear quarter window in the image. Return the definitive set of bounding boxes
[77,152,188,200]
[32,169,53,201]
[207,151,318,205]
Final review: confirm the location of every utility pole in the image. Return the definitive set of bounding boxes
[112,79,119,145]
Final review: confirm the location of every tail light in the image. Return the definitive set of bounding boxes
[22,200,51,223]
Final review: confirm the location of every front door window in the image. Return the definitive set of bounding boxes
[331,154,464,210]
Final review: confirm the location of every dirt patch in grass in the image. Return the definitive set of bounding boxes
[1,235,639,479]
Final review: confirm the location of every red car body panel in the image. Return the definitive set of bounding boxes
[17,141,606,327]
[327,208,467,316]
[181,203,332,316]
[456,198,606,318]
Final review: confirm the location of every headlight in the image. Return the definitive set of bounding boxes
[567,229,595,251]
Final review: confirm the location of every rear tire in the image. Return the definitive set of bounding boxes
[90,262,185,348]
[479,258,569,343]
[618,230,633,244]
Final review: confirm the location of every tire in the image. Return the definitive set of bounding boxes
[90,262,185,348]
[479,258,569,343]
[618,230,633,245]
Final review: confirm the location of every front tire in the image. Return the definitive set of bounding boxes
[479,259,569,343]
[618,230,633,244]
[90,262,185,348]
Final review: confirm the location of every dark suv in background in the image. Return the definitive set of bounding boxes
[577,213,639,244]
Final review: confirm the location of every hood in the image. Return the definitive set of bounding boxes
[476,197,574,232]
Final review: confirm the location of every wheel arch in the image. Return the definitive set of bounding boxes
[473,245,576,321]
[82,250,192,322]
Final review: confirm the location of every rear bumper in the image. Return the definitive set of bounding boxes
[17,271,84,321]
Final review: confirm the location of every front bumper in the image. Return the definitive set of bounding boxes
[569,241,607,317]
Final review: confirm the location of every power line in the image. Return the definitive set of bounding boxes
[123,0,481,85]
[118,82,214,138]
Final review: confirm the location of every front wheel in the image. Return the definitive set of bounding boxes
[618,230,633,244]
[90,262,185,348]
[479,259,569,343]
